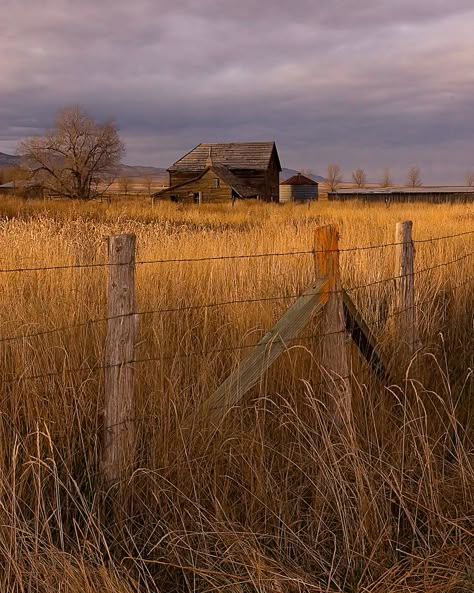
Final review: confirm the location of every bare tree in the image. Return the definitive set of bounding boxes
[18,106,124,200]
[381,168,392,187]
[407,166,422,187]
[465,171,474,187]
[351,168,367,188]
[326,163,342,192]
[119,176,132,196]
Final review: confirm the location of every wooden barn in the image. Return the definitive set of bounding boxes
[156,142,281,203]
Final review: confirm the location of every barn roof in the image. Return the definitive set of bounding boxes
[211,165,258,197]
[168,142,281,172]
[155,165,259,198]
[280,173,318,186]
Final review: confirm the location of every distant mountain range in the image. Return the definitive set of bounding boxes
[113,163,168,179]
[280,168,326,182]
[0,152,168,179]
[1,152,325,183]
[0,152,20,168]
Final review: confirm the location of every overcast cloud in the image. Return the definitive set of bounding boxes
[2,0,474,182]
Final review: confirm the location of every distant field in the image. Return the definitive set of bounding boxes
[0,197,472,592]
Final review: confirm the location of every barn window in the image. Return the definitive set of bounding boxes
[213,178,220,188]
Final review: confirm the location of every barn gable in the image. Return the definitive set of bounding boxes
[155,165,259,203]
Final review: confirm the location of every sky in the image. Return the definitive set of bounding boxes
[2,0,474,183]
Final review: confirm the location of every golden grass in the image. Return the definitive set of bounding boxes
[0,197,473,592]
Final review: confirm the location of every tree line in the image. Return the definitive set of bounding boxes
[324,164,474,192]
[4,105,474,198]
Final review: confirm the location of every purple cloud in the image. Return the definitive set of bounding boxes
[1,0,474,183]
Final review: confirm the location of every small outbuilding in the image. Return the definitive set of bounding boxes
[328,187,474,204]
[0,181,17,195]
[279,173,318,203]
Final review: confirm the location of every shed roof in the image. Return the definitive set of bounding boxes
[280,173,318,186]
[328,186,474,195]
[168,142,281,172]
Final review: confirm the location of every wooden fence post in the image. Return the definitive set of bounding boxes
[394,220,418,365]
[102,234,137,483]
[315,225,352,424]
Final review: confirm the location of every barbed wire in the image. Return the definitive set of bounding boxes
[347,250,474,292]
[0,327,343,385]
[356,274,474,331]
[0,225,472,386]
[0,251,472,346]
[1,271,472,386]
[0,229,471,274]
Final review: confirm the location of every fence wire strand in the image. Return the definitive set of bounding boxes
[0,229,471,274]
[0,251,472,346]
[1,273,472,386]
[0,226,472,384]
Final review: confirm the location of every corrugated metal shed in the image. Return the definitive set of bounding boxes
[279,173,318,203]
[169,142,280,172]
[330,186,474,195]
[328,186,474,203]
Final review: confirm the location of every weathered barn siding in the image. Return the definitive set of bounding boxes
[169,171,199,187]
[166,142,281,202]
[158,169,232,203]
[328,187,474,203]
[157,167,260,203]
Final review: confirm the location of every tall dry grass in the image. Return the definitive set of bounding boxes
[0,197,472,592]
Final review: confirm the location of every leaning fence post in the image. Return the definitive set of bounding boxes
[102,234,137,484]
[314,225,352,425]
[394,221,417,366]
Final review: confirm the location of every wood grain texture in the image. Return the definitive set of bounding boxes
[169,142,278,172]
[394,220,418,365]
[102,234,137,483]
[343,290,392,382]
[203,276,329,422]
[314,225,352,424]
[160,166,258,202]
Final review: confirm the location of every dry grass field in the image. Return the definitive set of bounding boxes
[0,196,473,592]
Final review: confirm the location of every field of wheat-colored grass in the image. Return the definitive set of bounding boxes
[0,197,472,592]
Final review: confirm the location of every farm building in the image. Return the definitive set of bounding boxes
[0,181,16,195]
[157,142,281,203]
[279,173,318,203]
[328,187,474,203]
[0,180,43,198]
